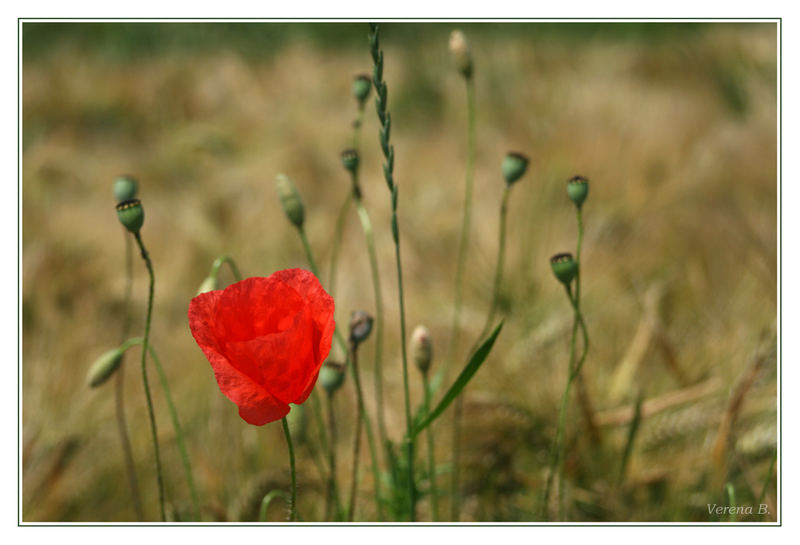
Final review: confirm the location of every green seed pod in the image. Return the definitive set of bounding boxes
[113,175,138,203]
[550,253,578,286]
[567,175,589,209]
[448,30,473,79]
[341,149,359,174]
[275,174,305,230]
[410,325,433,375]
[349,310,374,346]
[196,276,218,296]
[116,199,144,234]
[87,347,125,388]
[286,403,307,445]
[319,361,346,395]
[502,152,529,186]
[353,74,372,104]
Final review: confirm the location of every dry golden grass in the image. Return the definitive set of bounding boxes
[22,22,777,522]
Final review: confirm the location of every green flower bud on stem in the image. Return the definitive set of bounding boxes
[449,30,474,79]
[87,347,126,388]
[113,175,139,203]
[116,199,144,234]
[349,310,374,346]
[196,276,218,296]
[410,325,433,375]
[319,361,346,395]
[550,253,578,287]
[275,174,305,230]
[353,74,372,104]
[567,175,589,209]
[341,149,360,175]
[502,152,529,186]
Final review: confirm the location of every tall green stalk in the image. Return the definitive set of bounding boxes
[447,72,476,523]
[281,417,298,522]
[423,373,439,521]
[132,232,165,522]
[369,23,416,521]
[347,339,365,521]
[116,232,144,521]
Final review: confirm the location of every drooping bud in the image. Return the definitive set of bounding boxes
[87,347,126,388]
[113,175,138,203]
[410,325,433,374]
[286,403,307,445]
[116,199,144,234]
[341,149,359,175]
[550,253,578,286]
[502,152,529,186]
[448,30,473,79]
[196,275,218,296]
[567,175,589,209]
[275,174,305,230]
[319,361,346,395]
[353,74,372,105]
[349,310,374,346]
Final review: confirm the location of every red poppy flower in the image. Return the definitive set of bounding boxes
[188,269,335,425]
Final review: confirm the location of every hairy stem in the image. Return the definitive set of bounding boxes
[347,341,365,521]
[281,417,298,522]
[423,373,439,521]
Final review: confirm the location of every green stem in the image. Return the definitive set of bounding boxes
[132,232,166,522]
[210,255,243,283]
[324,392,341,521]
[297,224,381,520]
[116,232,144,521]
[347,341,364,521]
[423,373,439,521]
[757,449,777,518]
[281,417,298,522]
[447,76,475,523]
[328,193,353,298]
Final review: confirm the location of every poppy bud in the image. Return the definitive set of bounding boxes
[567,175,589,209]
[196,275,218,296]
[319,361,346,395]
[116,199,144,234]
[349,310,374,346]
[275,174,305,230]
[285,403,307,445]
[550,253,578,286]
[353,74,372,104]
[502,152,529,186]
[113,175,138,203]
[410,325,433,375]
[448,30,473,79]
[87,347,125,388]
[341,149,359,174]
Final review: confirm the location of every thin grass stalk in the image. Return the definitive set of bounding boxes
[132,232,165,521]
[369,23,416,520]
[116,232,144,521]
[423,373,439,521]
[297,226,382,519]
[281,417,298,522]
[447,74,476,523]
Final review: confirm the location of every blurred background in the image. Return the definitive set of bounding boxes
[21,22,777,522]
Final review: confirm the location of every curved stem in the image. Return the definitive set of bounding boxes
[116,232,143,521]
[281,417,298,522]
[347,341,364,521]
[423,373,439,521]
[132,232,165,522]
[210,255,243,283]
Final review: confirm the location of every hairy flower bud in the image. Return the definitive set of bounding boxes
[319,361,346,395]
[410,325,433,374]
[353,74,372,104]
[196,276,218,296]
[567,175,590,209]
[502,152,529,186]
[449,30,473,79]
[349,310,374,346]
[113,175,138,203]
[550,253,578,286]
[87,347,125,388]
[116,199,144,234]
[275,174,305,230]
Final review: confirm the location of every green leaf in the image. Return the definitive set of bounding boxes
[412,321,504,437]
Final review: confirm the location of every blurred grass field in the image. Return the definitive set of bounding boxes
[21,21,778,522]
